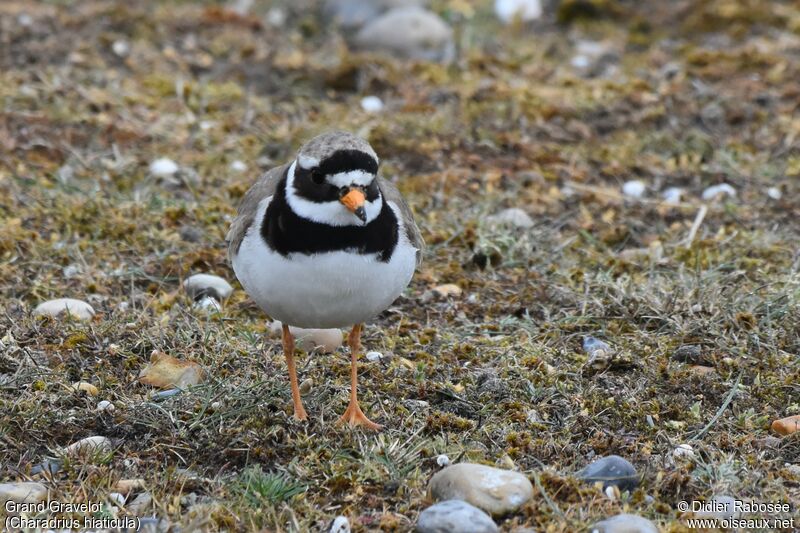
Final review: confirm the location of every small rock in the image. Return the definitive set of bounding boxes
[63,435,113,457]
[688,365,715,376]
[767,186,782,200]
[71,381,99,396]
[436,454,450,467]
[268,321,343,353]
[701,183,736,201]
[577,455,639,492]
[671,345,704,364]
[184,273,234,301]
[583,336,610,355]
[428,463,533,517]
[149,158,179,177]
[590,513,658,533]
[113,478,145,494]
[417,500,498,533]
[486,208,534,229]
[403,399,430,411]
[137,516,169,533]
[96,400,115,412]
[108,492,126,507]
[17,13,34,27]
[662,187,684,203]
[0,482,48,504]
[63,264,81,278]
[494,0,542,24]
[694,495,739,519]
[672,444,695,460]
[179,225,203,243]
[354,7,454,62]
[361,95,384,113]
[622,180,646,198]
[266,7,287,27]
[111,39,130,57]
[772,415,800,436]
[34,298,95,320]
[329,515,350,533]
[428,284,462,299]
[152,388,182,401]
[193,296,222,313]
[299,378,313,394]
[126,491,153,515]
[365,351,383,362]
[229,160,247,172]
[139,350,205,389]
[31,459,62,476]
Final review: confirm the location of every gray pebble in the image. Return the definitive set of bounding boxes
[577,455,639,492]
[184,273,233,301]
[416,500,498,533]
[152,388,182,401]
[590,513,658,533]
[354,7,453,62]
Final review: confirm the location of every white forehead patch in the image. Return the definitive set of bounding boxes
[327,170,375,188]
[297,154,320,169]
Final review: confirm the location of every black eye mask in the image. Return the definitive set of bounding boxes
[293,149,380,203]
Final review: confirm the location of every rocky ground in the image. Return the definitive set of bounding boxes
[1,0,800,531]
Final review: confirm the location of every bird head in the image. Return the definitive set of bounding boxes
[286,131,382,226]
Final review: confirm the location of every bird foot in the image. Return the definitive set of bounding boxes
[338,401,381,430]
[292,403,308,422]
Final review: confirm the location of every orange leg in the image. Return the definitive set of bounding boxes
[338,324,381,430]
[282,324,308,421]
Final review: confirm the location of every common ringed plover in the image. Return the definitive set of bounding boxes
[227,131,423,429]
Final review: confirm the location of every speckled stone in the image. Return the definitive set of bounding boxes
[590,513,658,533]
[0,482,48,504]
[416,500,498,533]
[428,463,533,517]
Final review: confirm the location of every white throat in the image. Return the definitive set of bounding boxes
[285,160,383,226]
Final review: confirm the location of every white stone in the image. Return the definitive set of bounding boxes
[266,7,287,26]
[108,492,126,507]
[672,443,695,460]
[230,160,247,172]
[436,454,450,467]
[149,158,179,177]
[194,296,221,313]
[63,435,113,456]
[487,207,534,228]
[268,321,343,353]
[767,187,782,200]
[360,95,384,113]
[662,187,684,203]
[590,514,658,533]
[701,183,736,200]
[0,482,48,504]
[428,463,533,517]
[366,351,383,362]
[695,495,739,520]
[17,13,33,27]
[62,264,81,278]
[329,516,350,533]
[417,500,498,533]
[112,40,130,57]
[354,7,453,62]
[622,180,646,198]
[96,400,116,413]
[494,0,542,24]
[184,273,234,301]
[571,55,591,69]
[34,298,95,320]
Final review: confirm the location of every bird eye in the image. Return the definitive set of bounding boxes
[311,168,325,184]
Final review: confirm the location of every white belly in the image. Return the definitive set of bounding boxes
[232,197,418,328]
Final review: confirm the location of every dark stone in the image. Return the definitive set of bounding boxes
[577,455,639,492]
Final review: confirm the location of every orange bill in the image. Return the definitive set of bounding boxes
[340,188,366,213]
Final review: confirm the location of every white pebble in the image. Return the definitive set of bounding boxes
[108,492,126,506]
[193,296,221,313]
[494,0,542,23]
[184,273,234,301]
[210,401,222,411]
[662,187,684,203]
[149,158,179,177]
[268,321,343,353]
[34,298,95,320]
[112,39,130,57]
[360,95,384,113]
[96,400,116,413]
[62,264,81,279]
[767,187,782,200]
[329,516,350,533]
[17,13,33,27]
[701,183,736,200]
[570,55,591,69]
[230,160,247,172]
[487,207,534,228]
[622,180,646,198]
[365,351,383,362]
[672,443,695,459]
[267,7,287,27]
[436,454,450,467]
[63,436,112,456]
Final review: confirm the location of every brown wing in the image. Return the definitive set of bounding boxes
[226,163,289,259]
[378,177,424,266]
